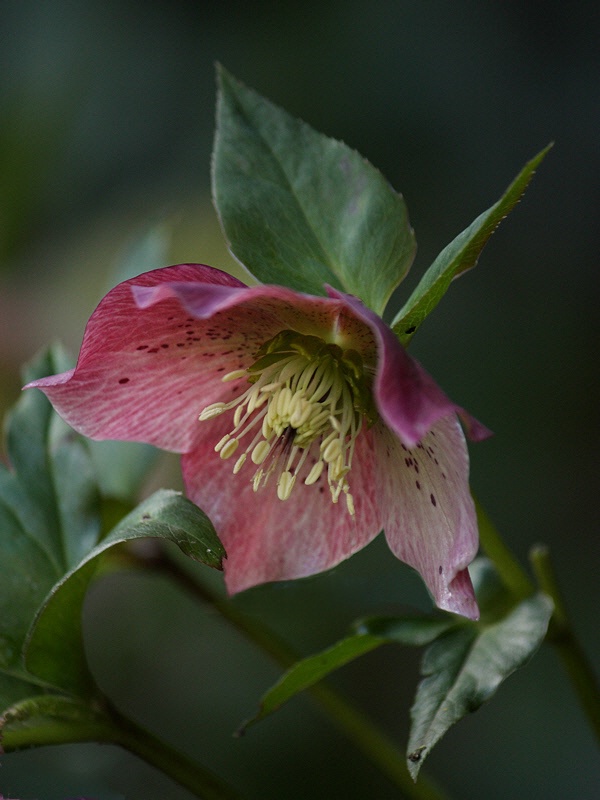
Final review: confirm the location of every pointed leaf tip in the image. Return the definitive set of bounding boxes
[393,143,553,345]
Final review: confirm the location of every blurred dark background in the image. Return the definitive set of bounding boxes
[1,1,598,798]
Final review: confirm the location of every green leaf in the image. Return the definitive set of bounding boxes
[242,614,455,731]
[353,615,457,644]
[1,346,225,717]
[392,144,552,345]
[213,66,416,315]
[25,489,225,698]
[407,593,553,779]
[242,634,382,732]
[0,346,101,687]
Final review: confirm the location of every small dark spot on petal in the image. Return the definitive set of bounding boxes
[136,345,148,350]
[430,493,437,507]
[118,377,130,384]
[147,348,159,353]
[439,565,443,575]
[415,480,421,490]
[161,343,169,349]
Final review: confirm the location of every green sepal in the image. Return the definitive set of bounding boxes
[407,592,553,779]
[213,65,416,314]
[392,144,552,345]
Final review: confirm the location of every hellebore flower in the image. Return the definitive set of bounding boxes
[26,264,490,618]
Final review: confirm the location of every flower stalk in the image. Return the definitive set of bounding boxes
[105,700,243,799]
[2,698,242,799]
[530,544,600,745]
[474,497,533,601]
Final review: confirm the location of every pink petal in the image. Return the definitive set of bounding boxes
[181,420,383,593]
[326,286,492,447]
[25,265,250,451]
[374,414,479,619]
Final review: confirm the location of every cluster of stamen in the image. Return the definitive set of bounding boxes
[198,330,376,515]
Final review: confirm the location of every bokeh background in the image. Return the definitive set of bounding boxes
[1,1,598,798]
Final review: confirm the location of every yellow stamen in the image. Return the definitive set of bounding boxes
[197,329,375,513]
[219,438,239,460]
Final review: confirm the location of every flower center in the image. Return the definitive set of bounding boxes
[198,329,376,514]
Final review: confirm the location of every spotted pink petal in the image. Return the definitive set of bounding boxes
[373,415,479,619]
[25,265,247,451]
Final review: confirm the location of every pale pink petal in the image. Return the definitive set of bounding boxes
[181,421,383,593]
[374,414,479,619]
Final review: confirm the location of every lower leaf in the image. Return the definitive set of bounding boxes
[407,593,553,779]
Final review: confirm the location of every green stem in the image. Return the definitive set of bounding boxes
[530,544,600,745]
[106,701,242,800]
[138,546,448,800]
[474,497,533,600]
[2,715,117,752]
[2,700,241,800]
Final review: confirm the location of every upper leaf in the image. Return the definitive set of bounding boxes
[392,145,552,345]
[407,593,553,779]
[213,65,416,315]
